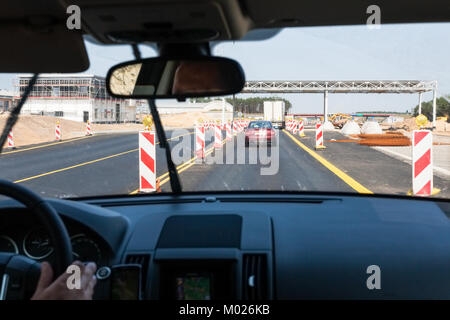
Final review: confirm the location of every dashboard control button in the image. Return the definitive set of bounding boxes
[96,266,111,280]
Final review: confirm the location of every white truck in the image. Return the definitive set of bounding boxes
[263,101,285,129]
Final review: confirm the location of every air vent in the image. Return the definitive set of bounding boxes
[242,254,268,300]
[125,254,150,292]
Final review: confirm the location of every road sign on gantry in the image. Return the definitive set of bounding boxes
[139,131,156,192]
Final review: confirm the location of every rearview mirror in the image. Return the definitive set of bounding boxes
[106,56,245,99]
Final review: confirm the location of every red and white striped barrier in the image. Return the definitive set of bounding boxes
[226,122,232,141]
[292,121,298,134]
[139,131,156,192]
[233,121,238,135]
[55,122,61,141]
[412,130,433,196]
[315,123,326,149]
[7,130,14,148]
[195,125,205,161]
[86,121,92,136]
[298,120,305,137]
[214,124,222,148]
[288,120,294,131]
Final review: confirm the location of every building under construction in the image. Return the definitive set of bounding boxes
[16,74,141,123]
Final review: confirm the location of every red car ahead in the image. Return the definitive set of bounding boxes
[244,121,276,147]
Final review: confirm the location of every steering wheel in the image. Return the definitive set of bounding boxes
[0,179,72,300]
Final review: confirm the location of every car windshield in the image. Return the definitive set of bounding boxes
[248,122,272,129]
[0,23,449,199]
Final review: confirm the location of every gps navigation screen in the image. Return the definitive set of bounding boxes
[175,274,211,300]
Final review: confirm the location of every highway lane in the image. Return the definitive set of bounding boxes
[0,129,201,197]
[295,130,450,197]
[1,127,447,198]
[175,130,449,197]
[179,131,355,192]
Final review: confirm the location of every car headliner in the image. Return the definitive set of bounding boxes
[1,0,449,72]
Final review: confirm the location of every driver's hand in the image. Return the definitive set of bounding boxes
[31,261,97,300]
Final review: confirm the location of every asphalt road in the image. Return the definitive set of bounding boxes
[0,129,199,197]
[0,128,448,198]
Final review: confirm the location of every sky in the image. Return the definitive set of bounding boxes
[1,23,449,114]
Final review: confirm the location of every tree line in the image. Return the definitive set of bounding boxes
[413,96,450,122]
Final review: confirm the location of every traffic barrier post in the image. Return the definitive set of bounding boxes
[315,123,326,149]
[139,131,156,192]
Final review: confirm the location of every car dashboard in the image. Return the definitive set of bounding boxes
[0,192,450,300]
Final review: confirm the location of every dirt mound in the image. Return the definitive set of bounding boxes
[160,111,214,127]
[1,114,86,148]
[1,112,212,149]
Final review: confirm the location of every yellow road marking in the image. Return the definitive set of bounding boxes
[2,135,94,155]
[13,131,194,184]
[2,131,192,156]
[283,129,373,194]
[130,139,226,194]
[14,149,138,183]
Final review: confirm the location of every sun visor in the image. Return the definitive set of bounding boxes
[0,24,89,73]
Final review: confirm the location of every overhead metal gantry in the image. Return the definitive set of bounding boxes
[241,80,438,127]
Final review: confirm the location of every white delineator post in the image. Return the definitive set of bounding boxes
[226,122,232,141]
[7,130,14,148]
[139,131,156,192]
[298,120,305,137]
[315,123,326,149]
[55,121,61,141]
[195,124,205,162]
[412,130,433,196]
[214,124,222,149]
